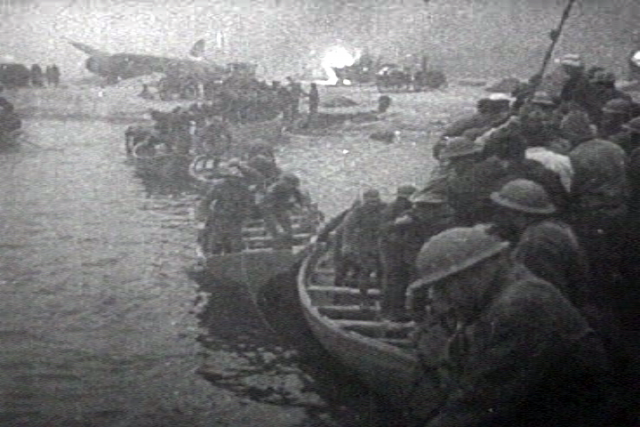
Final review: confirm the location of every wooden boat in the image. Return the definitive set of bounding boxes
[296,242,424,411]
[203,208,322,297]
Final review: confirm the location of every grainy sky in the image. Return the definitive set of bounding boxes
[1,0,639,80]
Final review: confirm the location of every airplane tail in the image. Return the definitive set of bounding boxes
[189,39,206,60]
[69,41,106,56]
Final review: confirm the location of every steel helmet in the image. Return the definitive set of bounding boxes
[530,91,556,106]
[557,53,584,68]
[396,184,417,197]
[439,136,483,160]
[412,224,509,287]
[623,116,640,134]
[361,188,381,201]
[602,98,633,115]
[591,70,616,84]
[281,172,300,185]
[410,190,446,204]
[490,179,556,214]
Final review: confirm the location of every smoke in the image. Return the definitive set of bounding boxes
[320,46,358,84]
[1,0,640,81]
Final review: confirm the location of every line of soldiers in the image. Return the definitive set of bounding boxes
[125,102,234,158]
[126,78,319,158]
[321,53,640,425]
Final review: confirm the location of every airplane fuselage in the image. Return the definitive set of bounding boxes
[83,53,227,84]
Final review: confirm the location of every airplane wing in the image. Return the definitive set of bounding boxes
[69,41,106,56]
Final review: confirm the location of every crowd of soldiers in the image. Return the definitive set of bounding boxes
[318,53,640,425]
[138,75,319,128]
[125,102,240,158]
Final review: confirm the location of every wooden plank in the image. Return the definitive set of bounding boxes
[334,319,413,330]
[318,305,378,321]
[307,285,381,296]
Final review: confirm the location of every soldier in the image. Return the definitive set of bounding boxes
[44,65,53,86]
[600,99,638,147]
[489,179,592,310]
[0,84,14,111]
[308,83,319,119]
[259,172,307,248]
[30,64,44,87]
[490,179,634,415]
[381,185,416,223]
[405,225,616,427]
[196,116,233,157]
[334,188,386,303]
[379,190,454,321]
[196,163,254,255]
[50,64,61,87]
[441,96,511,140]
[377,95,392,114]
[0,103,21,138]
[589,70,632,126]
[562,110,629,290]
[520,109,574,191]
[286,77,306,121]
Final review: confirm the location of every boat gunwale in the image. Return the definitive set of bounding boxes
[296,243,416,363]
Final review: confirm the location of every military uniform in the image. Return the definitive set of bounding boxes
[414,265,614,427]
[197,176,253,255]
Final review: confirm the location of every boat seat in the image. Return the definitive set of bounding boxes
[318,305,378,321]
[307,285,381,296]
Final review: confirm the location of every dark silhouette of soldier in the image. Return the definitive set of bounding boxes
[30,64,44,87]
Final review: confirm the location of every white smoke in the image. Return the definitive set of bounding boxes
[319,46,358,85]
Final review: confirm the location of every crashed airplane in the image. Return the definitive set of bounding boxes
[69,39,228,84]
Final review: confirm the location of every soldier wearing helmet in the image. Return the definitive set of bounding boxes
[489,179,592,309]
[379,189,454,321]
[380,184,416,224]
[404,225,615,427]
[437,97,511,152]
[589,70,633,126]
[564,110,629,299]
[196,162,255,255]
[259,172,307,248]
[599,98,637,141]
[334,188,386,301]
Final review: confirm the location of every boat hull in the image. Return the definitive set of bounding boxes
[205,248,299,299]
[296,245,422,411]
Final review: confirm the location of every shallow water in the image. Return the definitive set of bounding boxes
[0,117,382,427]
